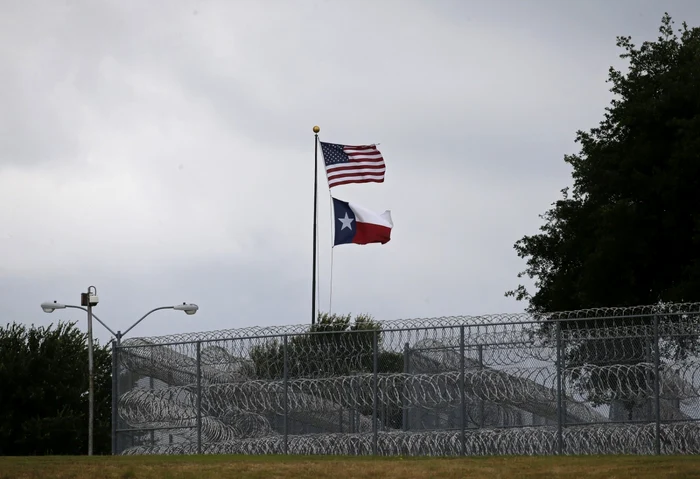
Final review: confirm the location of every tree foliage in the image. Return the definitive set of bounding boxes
[507,13,700,314]
[250,312,404,427]
[0,321,112,455]
[505,14,700,414]
[250,312,403,380]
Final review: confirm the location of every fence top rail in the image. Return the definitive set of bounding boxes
[115,302,700,349]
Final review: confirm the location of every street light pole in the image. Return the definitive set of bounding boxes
[87,300,94,456]
[40,294,199,456]
[81,285,99,457]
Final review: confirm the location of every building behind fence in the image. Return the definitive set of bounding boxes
[111,303,700,456]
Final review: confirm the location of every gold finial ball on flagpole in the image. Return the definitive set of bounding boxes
[313,125,320,133]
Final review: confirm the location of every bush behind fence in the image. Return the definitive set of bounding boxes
[112,303,700,456]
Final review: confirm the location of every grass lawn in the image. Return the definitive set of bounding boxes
[1,454,700,479]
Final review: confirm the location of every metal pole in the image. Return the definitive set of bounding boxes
[196,341,202,454]
[460,326,466,455]
[556,319,563,455]
[653,314,661,455]
[351,406,355,433]
[339,407,343,433]
[283,335,289,455]
[311,126,319,326]
[402,343,409,431]
[87,303,94,456]
[372,330,378,455]
[149,375,155,446]
[477,344,484,428]
[111,337,119,455]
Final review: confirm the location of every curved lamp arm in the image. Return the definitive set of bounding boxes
[120,306,174,338]
[120,303,198,338]
[64,305,118,338]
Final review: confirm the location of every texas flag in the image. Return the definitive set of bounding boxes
[332,197,393,246]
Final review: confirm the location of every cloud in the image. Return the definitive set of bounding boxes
[2,0,700,345]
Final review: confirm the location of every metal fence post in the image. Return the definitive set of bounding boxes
[111,340,118,455]
[556,320,563,455]
[477,344,484,428]
[460,325,466,456]
[149,376,155,446]
[372,329,378,455]
[653,315,661,455]
[283,334,289,455]
[402,342,409,431]
[196,341,202,455]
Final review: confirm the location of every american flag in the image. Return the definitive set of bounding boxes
[320,141,386,188]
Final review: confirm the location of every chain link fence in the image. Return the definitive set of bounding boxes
[111,303,700,455]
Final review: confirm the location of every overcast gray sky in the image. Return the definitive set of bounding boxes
[2,0,699,345]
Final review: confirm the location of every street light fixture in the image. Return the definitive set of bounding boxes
[41,300,65,312]
[40,291,198,456]
[40,300,119,339]
[173,303,199,315]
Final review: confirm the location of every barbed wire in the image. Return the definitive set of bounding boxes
[119,326,696,381]
[120,422,700,456]
[125,302,700,345]
[119,388,276,442]
[118,355,695,431]
[118,361,697,434]
[115,303,700,456]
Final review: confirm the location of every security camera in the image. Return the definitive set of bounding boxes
[80,293,99,307]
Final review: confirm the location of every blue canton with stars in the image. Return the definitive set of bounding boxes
[332,197,356,245]
[320,142,350,166]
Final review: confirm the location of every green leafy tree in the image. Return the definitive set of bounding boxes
[250,312,404,426]
[0,321,112,455]
[250,312,402,380]
[506,13,700,415]
[507,13,700,312]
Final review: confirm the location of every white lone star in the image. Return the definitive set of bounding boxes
[338,212,354,230]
